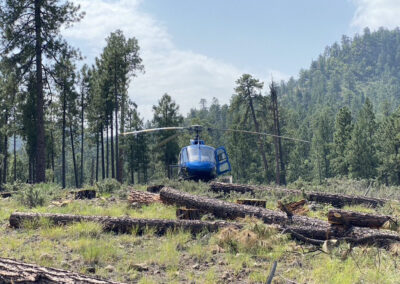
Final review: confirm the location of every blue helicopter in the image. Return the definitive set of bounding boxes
[122,124,310,181]
[123,125,231,181]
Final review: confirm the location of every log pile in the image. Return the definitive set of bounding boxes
[128,189,162,205]
[210,182,389,208]
[0,257,122,284]
[160,187,400,246]
[9,212,242,235]
[328,209,397,230]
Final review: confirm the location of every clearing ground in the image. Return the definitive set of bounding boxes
[1,178,400,283]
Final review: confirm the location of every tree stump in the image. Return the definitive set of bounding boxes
[74,189,96,200]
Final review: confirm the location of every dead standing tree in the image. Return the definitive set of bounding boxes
[270,82,286,185]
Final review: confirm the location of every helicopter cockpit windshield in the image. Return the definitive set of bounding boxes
[187,147,215,163]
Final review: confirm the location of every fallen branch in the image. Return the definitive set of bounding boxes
[9,212,242,235]
[0,257,122,284]
[210,182,389,208]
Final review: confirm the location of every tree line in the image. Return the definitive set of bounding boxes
[0,1,400,188]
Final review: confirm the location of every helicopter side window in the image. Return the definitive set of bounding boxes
[182,148,189,163]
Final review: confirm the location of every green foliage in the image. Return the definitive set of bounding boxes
[16,183,62,208]
[95,178,121,194]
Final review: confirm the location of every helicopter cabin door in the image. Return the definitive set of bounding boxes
[215,147,231,175]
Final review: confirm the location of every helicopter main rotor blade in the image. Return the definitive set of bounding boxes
[122,127,185,136]
[156,133,180,147]
[209,128,311,143]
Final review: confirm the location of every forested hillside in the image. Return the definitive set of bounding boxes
[187,28,400,185]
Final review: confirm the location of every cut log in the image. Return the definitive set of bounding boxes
[210,182,389,208]
[236,199,266,208]
[146,185,164,193]
[328,209,397,230]
[128,189,161,205]
[9,212,241,235]
[0,257,121,283]
[306,192,387,208]
[74,189,96,200]
[160,187,400,247]
[176,208,204,220]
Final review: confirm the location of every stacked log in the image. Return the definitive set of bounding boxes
[160,187,400,246]
[128,189,162,205]
[9,212,242,235]
[0,257,122,283]
[210,182,388,208]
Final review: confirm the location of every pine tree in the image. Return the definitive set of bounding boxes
[234,74,270,181]
[0,0,83,182]
[346,98,377,179]
[331,107,353,176]
[152,94,183,176]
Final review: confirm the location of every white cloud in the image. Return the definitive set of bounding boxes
[351,0,400,31]
[63,0,284,120]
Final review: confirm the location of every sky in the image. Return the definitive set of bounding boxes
[62,0,400,121]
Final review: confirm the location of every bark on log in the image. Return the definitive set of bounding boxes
[9,212,241,235]
[0,257,122,284]
[160,187,400,246]
[328,209,397,229]
[210,182,389,208]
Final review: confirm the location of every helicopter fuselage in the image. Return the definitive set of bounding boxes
[178,140,231,181]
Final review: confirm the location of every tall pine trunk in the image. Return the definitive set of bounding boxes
[100,125,105,180]
[96,133,99,182]
[51,130,55,183]
[3,133,8,183]
[70,123,78,188]
[106,123,109,178]
[114,61,120,182]
[80,90,84,187]
[110,113,115,179]
[34,0,46,183]
[13,132,16,182]
[61,89,66,188]
[248,96,269,180]
[3,112,9,184]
